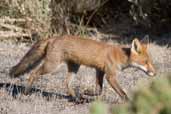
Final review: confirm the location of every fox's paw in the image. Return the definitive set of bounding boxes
[67,89,87,103]
[84,89,102,96]
[121,94,130,103]
[24,85,32,95]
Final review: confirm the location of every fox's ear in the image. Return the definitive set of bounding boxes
[131,38,142,54]
[141,35,149,49]
[141,35,149,44]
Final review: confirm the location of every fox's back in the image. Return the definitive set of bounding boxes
[50,35,116,69]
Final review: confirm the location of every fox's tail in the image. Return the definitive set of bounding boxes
[9,38,52,78]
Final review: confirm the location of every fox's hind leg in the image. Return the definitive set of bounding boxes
[65,61,80,98]
[25,57,62,95]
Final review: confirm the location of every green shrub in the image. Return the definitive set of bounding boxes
[90,100,108,114]
[114,73,171,114]
[90,73,171,114]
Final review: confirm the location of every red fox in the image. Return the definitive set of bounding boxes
[9,35,156,101]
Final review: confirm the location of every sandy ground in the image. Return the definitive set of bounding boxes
[0,39,170,114]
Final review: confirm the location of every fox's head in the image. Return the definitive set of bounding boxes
[130,37,156,76]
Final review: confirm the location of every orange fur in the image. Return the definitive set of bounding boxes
[10,35,156,101]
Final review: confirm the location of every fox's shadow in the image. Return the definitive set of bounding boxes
[0,82,94,103]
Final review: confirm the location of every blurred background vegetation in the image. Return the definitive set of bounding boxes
[0,0,171,42]
[91,73,171,114]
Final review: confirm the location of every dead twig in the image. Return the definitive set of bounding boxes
[0,17,32,23]
[86,0,109,26]
[0,17,32,40]
[0,23,23,32]
[0,31,31,39]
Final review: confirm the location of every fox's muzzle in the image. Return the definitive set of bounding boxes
[146,63,156,77]
[147,71,156,76]
[131,62,156,77]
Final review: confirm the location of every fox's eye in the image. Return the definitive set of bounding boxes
[137,50,141,54]
[145,60,148,64]
[138,52,141,54]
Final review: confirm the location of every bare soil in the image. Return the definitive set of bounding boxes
[0,39,170,114]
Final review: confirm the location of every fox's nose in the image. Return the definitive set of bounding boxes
[148,71,156,76]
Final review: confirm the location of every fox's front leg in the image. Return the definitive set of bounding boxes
[106,74,129,101]
[84,69,104,96]
[105,57,129,101]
